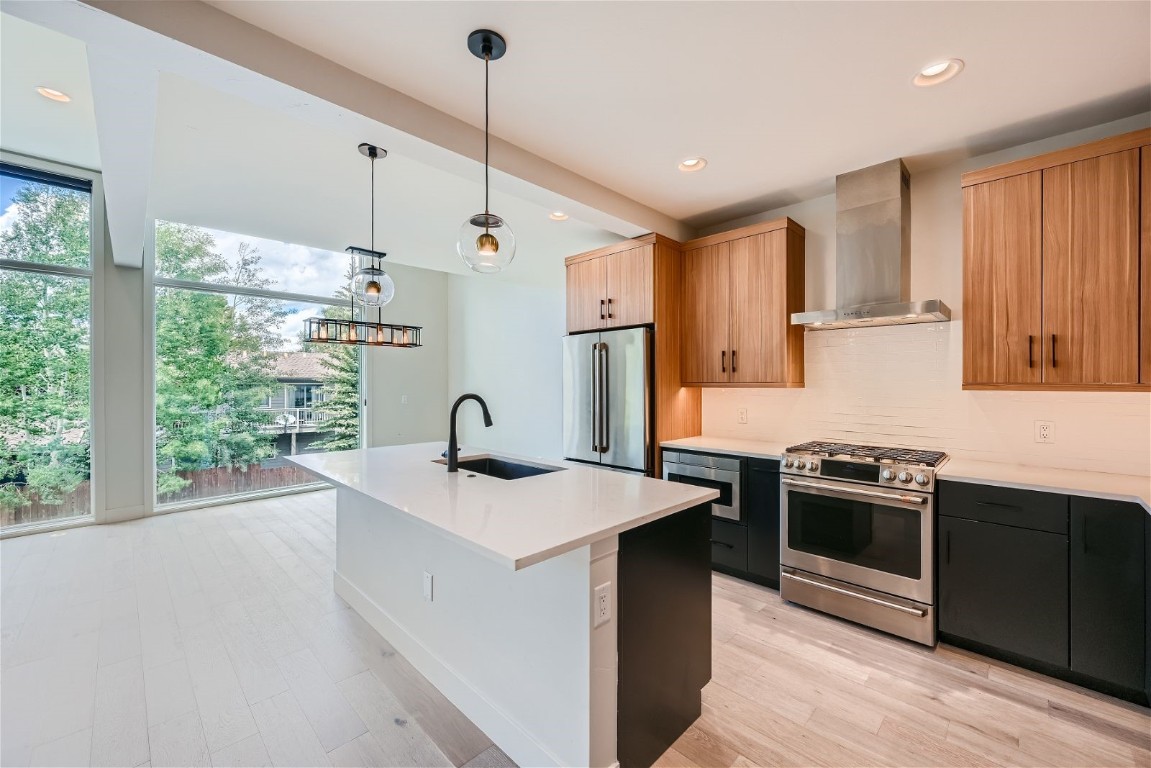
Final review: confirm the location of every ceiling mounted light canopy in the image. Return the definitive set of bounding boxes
[35,86,71,102]
[457,29,515,274]
[305,143,421,349]
[913,58,964,87]
[549,211,569,221]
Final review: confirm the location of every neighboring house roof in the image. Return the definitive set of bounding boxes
[268,352,329,382]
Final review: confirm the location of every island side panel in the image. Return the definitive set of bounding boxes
[333,487,594,768]
[617,503,712,768]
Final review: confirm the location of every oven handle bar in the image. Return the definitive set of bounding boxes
[782,571,927,617]
[781,477,927,505]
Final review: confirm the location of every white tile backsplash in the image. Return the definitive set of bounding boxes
[703,322,1151,476]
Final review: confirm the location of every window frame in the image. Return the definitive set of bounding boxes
[0,151,106,537]
[148,222,366,513]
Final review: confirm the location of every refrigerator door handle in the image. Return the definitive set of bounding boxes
[603,343,612,451]
[590,343,600,453]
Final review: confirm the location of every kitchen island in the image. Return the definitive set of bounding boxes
[289,442,718,768]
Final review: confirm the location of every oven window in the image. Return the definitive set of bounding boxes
[667,473,732,507]
[787,491,921,579]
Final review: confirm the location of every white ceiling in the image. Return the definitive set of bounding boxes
[0,14,99,170]
[0,11,623,285]
[150,74,621,285]
[206,0,1151,227]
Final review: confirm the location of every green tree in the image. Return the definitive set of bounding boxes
[310,258,360,451]
[153,224,289,497]
[0,182,92,518]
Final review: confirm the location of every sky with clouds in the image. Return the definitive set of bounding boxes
[1,172,351,351]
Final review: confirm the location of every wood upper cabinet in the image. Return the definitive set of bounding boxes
[604,244,652,328]
[680,219,805,386]
[962,172,1043,385]
[565,243,653,332]
[565,256,607,333]
[1142,146,1151,384]
[681,243,730,383]
[1042,150,1140,385]
[961,129,1150,391]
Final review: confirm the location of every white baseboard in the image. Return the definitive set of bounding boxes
[334,571,570,768]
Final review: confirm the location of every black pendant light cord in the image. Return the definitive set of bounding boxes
[484,50,490,217]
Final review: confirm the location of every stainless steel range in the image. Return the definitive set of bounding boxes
[779,440,949,645]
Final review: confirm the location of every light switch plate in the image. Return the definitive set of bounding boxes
[422,571,433,602]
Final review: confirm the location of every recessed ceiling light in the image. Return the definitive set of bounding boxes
[913,59,964,87]
[549,211,569,221]
[678,157,708,172]
[35,86,71,102]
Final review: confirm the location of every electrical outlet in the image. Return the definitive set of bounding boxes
[593,582,611,627]
[401,394,409,405]
[736,407,748,425]
[1034,420,1056,444]
[422,571,434,602]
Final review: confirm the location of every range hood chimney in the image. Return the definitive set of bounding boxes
[791,159,951,330]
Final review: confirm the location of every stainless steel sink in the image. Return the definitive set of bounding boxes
[433,455,564,480]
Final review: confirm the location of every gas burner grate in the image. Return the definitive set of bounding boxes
[786,441,948,467]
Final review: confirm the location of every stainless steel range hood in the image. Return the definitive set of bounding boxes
[791,159,951,330]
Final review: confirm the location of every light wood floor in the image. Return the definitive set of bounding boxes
[657,572,1151,768]
[4,490,1148,768]
[0,489,513,768]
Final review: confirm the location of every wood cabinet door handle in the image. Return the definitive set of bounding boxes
[732,349,737,373]
[1051,334,1057,368]
[1028,335,1034,368]
[607,297,613,319]
[721,350,726,373]
[599,299,605,321]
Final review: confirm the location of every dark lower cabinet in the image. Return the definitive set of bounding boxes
[710,518,748,572]
[1070,497,1147,696]
[938,514,1069,667]
[745,458,781,588]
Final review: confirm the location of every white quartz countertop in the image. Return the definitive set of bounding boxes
[660,435,1150,514]
[938,458,1150,514]
[661,436,790,461]
[288,442,719,570]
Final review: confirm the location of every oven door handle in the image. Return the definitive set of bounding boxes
[781,477,927,505]
[782,571,927,617]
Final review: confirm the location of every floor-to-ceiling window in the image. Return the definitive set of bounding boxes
[152,220,361,507]
[0,162,96,531]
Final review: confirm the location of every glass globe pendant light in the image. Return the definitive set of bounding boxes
[457,29,515,273]
[352,143,395,305]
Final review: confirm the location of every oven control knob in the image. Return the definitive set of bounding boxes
[795,460,807,471]
[808,461,819,472]
[897,471,913,484]
[783,457,794,468]
[881,468,896,482]
[914,473,929,487]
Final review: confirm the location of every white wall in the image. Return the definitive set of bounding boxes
[446,274,567,460]
[365,262,449,447]
[702,113,1151,476]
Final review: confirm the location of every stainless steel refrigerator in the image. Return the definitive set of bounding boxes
[562,326,652,474]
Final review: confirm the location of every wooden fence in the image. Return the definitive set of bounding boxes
[2,465,321,529]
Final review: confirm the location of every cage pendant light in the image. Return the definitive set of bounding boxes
[457,29,515,273]
[304,143,422,348]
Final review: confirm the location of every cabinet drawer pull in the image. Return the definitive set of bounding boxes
[1028,335,1034,368]
[732,349,738,373]
[721,350,726,373]
[1051,334,1057,368]
[975,500,1023,512]
[710,539,735,549]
